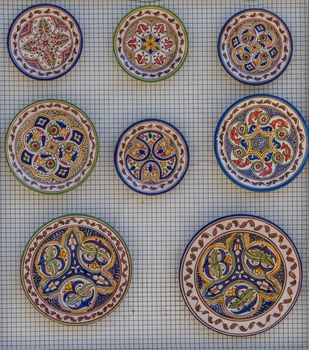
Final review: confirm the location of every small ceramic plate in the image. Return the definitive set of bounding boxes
[6,100,98,194]
[218,9,292,85]
[114,119,189,195]
[215,95,308,191]
[8,4,83,80]
[180,215,302,336]
[113,6,189,82]
[21,215,132,324]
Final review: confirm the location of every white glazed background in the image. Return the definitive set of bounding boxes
[0,1,308,349]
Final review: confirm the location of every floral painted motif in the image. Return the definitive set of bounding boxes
[6,100,98,193]
[114,6,188,81]
[215,95,308,191]
[115,119,189,195]
[218,9,292,85]
[8,5,82,79]
[180,215,302,336]
[21,216,132,324]
[126,22,175,67]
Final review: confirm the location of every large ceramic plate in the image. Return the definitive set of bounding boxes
[21,215,132,324]
[6,100,98,194]
[214,95,308,191]
[180,215,302,336]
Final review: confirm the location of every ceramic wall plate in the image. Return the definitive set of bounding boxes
[113,6,188,82]
[7,4,83,80]
[218,9,292,85]
[180,215,302,336]
[114,119,189,195]
[21,215,132,324]
[6,100,98,194]
[215,95,308,191]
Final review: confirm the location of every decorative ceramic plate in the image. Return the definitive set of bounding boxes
[7,4,83,80]
[21,215,132,324]
[218,9,292,85]
[114,119,189,195]
[6,100,98,194]
[180,215,302,336]
[215,95,308,191]
[113,6,189,82]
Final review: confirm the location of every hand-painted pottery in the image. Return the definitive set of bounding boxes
[180,215,302,336]
[114,119,189,195]
[21,215,132,324]
[6,100,98,194]
[113,6,188,82]
[7,4,82,80]
[215,95,308,191]
[218,9,292,85]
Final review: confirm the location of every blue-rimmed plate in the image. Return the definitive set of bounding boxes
[114,119,189,195]
[7,4,83,80]
[214,95,308,191]
[180,214,302,336]
[218,9,292,85]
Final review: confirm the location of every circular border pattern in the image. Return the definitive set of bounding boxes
[113,5,189,82]
[217,9,293,85]
[114,118,190,195]
[21,214,132,325]
[7,3,83,80]
[5,99,99,194]
[179,214,302,336]
[214,94,309,192]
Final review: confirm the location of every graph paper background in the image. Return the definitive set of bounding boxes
[0,0,308,349]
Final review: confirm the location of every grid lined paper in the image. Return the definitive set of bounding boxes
[0,1,308,349]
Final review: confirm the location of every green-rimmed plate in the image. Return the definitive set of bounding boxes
[6,100,98,194]
[113,6,189,82]
[21,215,132,324]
